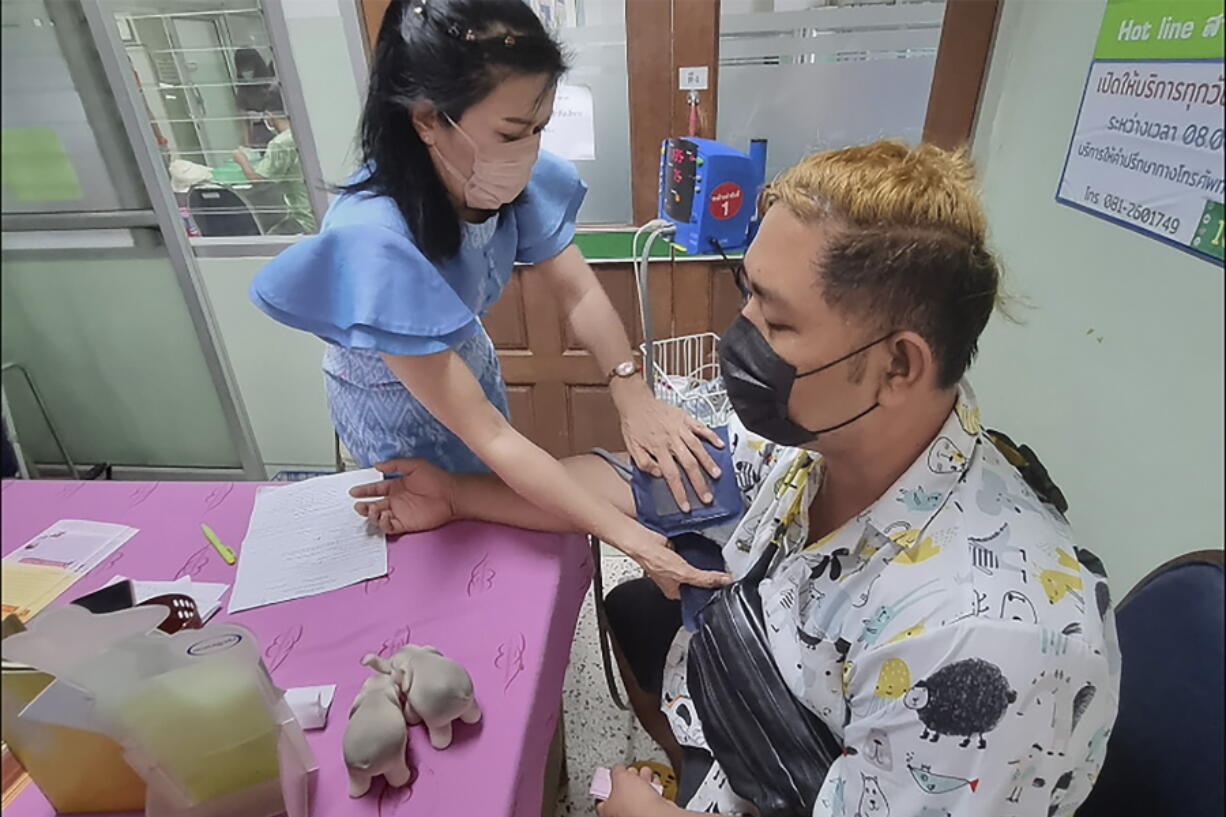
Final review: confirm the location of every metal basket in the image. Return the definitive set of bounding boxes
[639,332,731,427]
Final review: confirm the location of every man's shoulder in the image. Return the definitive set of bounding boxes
[928,441,1115,636]
[953,437,1083,565]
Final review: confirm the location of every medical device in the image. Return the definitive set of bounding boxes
[659,137,767,256]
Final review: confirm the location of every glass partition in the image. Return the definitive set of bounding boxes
[718,0,946,182]
[104,0,318,237]
[530,0,632,225]
[1,0,147,214]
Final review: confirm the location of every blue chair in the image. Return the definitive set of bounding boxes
[1078,549,1224,817]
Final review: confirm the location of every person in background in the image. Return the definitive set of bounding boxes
[231,86,315,234]
[234,47,276,149]
[249,0,728,596]
[351,140,1121,817]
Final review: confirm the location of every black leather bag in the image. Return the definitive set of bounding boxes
[686,545,843,816]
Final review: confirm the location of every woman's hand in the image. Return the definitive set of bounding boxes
[621,528,731,600]
[597,765,678,817]
[349,459,456,535]
[613,380,725,511]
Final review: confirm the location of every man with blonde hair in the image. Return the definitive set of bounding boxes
[352,140,1120,817]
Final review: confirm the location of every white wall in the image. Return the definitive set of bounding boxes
[969,0,1225,595]
[198,258,335,474]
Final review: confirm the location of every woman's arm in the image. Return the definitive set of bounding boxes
[380,348,728,598]
[353,453,634,536]
[532,244,724,509]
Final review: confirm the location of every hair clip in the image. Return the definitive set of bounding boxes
[465,29,478,42]
[503,34,516,47]
[412,0,426,17]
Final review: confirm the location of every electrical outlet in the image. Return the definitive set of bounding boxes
[678,66,709,91]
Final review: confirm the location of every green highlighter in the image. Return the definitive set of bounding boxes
[201,524,237,565]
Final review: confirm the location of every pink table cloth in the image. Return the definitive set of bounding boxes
[0,479,592,817]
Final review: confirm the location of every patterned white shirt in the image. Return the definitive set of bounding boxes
[661,382,1120,817]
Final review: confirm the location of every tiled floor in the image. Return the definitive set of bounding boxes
[552,554,668,817]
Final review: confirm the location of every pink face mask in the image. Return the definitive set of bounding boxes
[432,113,540,210]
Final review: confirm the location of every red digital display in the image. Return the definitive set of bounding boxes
[663,139,697,222]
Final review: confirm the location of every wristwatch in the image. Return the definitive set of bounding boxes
[607,360,641,383]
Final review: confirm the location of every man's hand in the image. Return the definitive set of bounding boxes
[597,766,678,817]
[349,459,457,535]
[613,380,724,511]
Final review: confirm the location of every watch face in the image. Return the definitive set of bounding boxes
[614,361,637,378]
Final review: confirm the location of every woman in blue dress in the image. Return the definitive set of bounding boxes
[250,0,728,594]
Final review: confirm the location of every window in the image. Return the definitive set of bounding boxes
[529,0,633,225]
[718,0,946,181]
[110,1,318,238]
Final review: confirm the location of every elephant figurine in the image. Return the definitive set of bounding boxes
[361,645,481,749]
[342,671,412,797]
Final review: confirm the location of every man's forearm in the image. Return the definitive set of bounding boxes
[451,453,635,533]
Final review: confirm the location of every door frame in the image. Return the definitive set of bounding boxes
[79,0,265,479]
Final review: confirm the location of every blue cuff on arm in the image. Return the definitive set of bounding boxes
[249,222,478,355]
[514,150,588,265]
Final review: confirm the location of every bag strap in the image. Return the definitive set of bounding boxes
[686,545,841,815]
[986,429,1069,515]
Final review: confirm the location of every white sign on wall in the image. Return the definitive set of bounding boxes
[1056,0,1224,264]
[541,83,596,162]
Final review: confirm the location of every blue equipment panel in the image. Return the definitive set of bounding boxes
[659,137,766,255]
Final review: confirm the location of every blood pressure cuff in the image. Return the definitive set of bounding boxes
[628,425,742,537]
[686,545,843,816]
[589,443,738,632]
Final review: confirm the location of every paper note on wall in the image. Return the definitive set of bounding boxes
[0,128,82,202]
[542,83,596,162]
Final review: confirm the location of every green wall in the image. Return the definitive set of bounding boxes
[969,0,1225,595]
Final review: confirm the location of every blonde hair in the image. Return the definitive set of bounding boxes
[759,139,987,240]
[759,140,1008,387]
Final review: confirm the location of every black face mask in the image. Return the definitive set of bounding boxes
[718,315,892,446]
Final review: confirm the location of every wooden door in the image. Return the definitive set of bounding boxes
[483,262,673,457]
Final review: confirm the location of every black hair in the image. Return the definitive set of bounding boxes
[234,48,275,113]
[342,0,567,262]
[234,47,272,78]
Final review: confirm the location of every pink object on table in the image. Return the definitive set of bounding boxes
[0,479,592,817]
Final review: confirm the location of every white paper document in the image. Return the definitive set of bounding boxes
[227,469,387,613]
[541,83,596,161]
[5,520,138,574]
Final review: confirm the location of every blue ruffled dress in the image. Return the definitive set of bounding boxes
[250,151,586,473]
